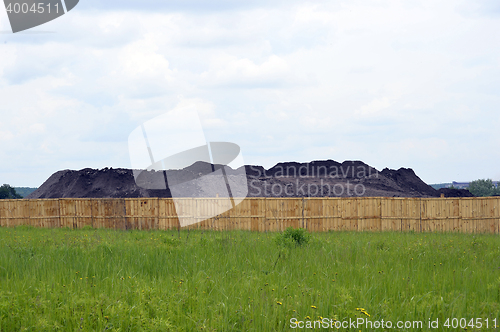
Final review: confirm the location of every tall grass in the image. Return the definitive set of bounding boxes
[0,226,499,331]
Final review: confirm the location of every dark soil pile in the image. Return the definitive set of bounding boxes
[27,168,171,199]
[27,160,471,199]
[436,188,474,198]
[244,160,447,198]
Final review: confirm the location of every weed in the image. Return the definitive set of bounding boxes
[275,227,311,247]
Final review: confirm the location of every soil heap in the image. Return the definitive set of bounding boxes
[27,160,473,199]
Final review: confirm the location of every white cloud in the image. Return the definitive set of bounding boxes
[0,0,500,186]
[0,130,14,142]
[200,54,290,87]
[356,97,393,116]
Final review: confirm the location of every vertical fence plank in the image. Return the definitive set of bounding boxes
[491,198,499,234]
[303,198,318,232]
[327,198,342,231]
[381,198,400,232]
[60,198,76,228]
[357,198,368,231]
[3,200,29,227]
[0,200,6,227]
[77,199,93,228]
[0,200,33,227]
[265,198,274,232]
[125,198,158,230]
[29,199,59,228]
[461,198,474,233]
[91,199,126,230]
[250,198,260,232]
[341,198,357,231]
[357,197,381,232]
[410,198,421,232]
[450,199,460,233]
[158,198,178,230]
[420,199,430,232]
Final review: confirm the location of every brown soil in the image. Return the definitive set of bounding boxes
[27,160,473,199]
[436,188,474,198]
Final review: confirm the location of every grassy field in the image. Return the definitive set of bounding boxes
[0,226,499,331]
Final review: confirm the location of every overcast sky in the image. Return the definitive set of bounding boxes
[1,0,499,187]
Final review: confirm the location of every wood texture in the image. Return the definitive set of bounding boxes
[0,197,499,233]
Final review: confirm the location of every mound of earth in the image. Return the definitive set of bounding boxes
[436,188,474,198]
[27,160,470,199]
[27,168,172,199]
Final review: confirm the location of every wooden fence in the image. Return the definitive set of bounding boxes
[0,197,499,233]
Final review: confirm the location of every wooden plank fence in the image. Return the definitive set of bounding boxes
[0,197,499,233]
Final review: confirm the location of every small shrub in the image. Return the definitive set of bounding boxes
[275,227,311,247]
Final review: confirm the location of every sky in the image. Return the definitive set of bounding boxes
[0,0,499,187]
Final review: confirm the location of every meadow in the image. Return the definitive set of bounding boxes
[0,226,499,331]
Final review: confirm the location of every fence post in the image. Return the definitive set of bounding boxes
[419,198,422,233]
[57,198,61,228]
[91,198,94,228]
[301,197,305,229]
[123,198,127,230]
[264,197,267,232]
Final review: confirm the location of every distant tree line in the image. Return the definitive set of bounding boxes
[14,187,37,197]
[0,184,22,199]
[466,179,500,197]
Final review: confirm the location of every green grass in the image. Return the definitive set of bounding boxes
[0,226,499,331]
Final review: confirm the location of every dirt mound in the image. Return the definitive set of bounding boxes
[27,168,171,199]
[28,160,445,199]
[244,160,438,198]
[436,188,475,198]
[379,168,438,197]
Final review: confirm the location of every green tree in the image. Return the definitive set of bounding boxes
[467,179,496,197]
[495,183,500,196]
[0,184,22,199]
